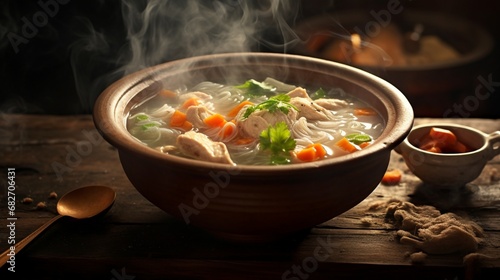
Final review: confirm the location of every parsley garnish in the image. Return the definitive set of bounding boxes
[310,88,326,100]
[136,114,149,121]
[259,122,296,165]
[243,94,298,118]
[235,79,276,97]
[346,133,372,145]
[141,122,160,130]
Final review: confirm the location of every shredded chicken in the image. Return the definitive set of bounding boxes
[237,108,298,139]
[185,105,214,129]
[314,98,349,110]
[290,97,334,121]
[286,87,311,99]
[176,131,234,164]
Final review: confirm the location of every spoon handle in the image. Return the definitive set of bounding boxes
[0,214,63,268]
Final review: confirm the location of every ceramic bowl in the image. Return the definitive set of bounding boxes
[93,53,413,241]
[397,123,500,188]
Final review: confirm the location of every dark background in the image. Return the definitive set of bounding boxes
[1,0,499,117]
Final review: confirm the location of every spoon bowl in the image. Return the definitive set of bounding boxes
[0,185,116,267]
[57,185,116,219]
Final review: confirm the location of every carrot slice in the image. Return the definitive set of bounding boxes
[429,127,457,147]
[359,142,371,149]
[451,141,468,153]
[335,137,359,153]
[311,143,327,158]
[159,89,177,98]
[296,143,328,162]
[170,110,187,127]
[354,108,377,116]
[296,146,317,162]
[218,122,236,141]
[180,97,199,110]
[381,169,402,185]
[180,120,193,131]
[204,114,227,128]
[227,100,254,118]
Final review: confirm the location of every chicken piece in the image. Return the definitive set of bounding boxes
[290,97,334,121]
[238,115,269,139]
[237,108,298,139]
[176,131,234,164]
[286,87,311,99]
[314,98,349,110]
[185,105,214,129]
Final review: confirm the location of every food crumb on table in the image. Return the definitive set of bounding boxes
[36,201,47,209]
[409,251,427,263]
[21,197,33,204]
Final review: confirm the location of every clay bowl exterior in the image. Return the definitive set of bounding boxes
[93,53,414,241]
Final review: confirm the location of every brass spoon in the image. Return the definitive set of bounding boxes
[0,185,116,267]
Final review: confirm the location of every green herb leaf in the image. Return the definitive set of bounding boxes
[346,133,372,145]
[235,79,276,97]
[311,88,326,100]
[259,122,296,165]
[141,122,160,130]
[136,114,149,121]
[243,94,298,118]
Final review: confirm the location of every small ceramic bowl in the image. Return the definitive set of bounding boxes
[397,123,500,187]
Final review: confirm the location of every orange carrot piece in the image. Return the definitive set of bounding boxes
[381,169,402,185]
[227,100,254,118]
[180,97,199,110]
[219,123,235,140]
[354,108,377,116]
[159,89,177,98]
[311,143,327,158]
[170,110,187,127]
[296,146,317,162]
[204,114,227,128]
[359,142,371,149]
[451,141,469,153]
[429,127,457,148]
[335,137,358,153]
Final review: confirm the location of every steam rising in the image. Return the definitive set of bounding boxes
[1,0,301,113]
[118,0,301,75]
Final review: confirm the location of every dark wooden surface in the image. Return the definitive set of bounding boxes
[1,114,499,280]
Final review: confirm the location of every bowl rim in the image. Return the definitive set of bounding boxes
[93,52,414,173]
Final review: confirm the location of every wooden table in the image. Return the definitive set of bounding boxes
[1,115,499,280]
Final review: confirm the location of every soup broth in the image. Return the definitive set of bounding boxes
[127,78,384,165]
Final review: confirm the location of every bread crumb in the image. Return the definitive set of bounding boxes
[48,191,58,199]
[384,200,483,254]
[36,201,47,209]
[410,251,427,263]
[21,197,33,204]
